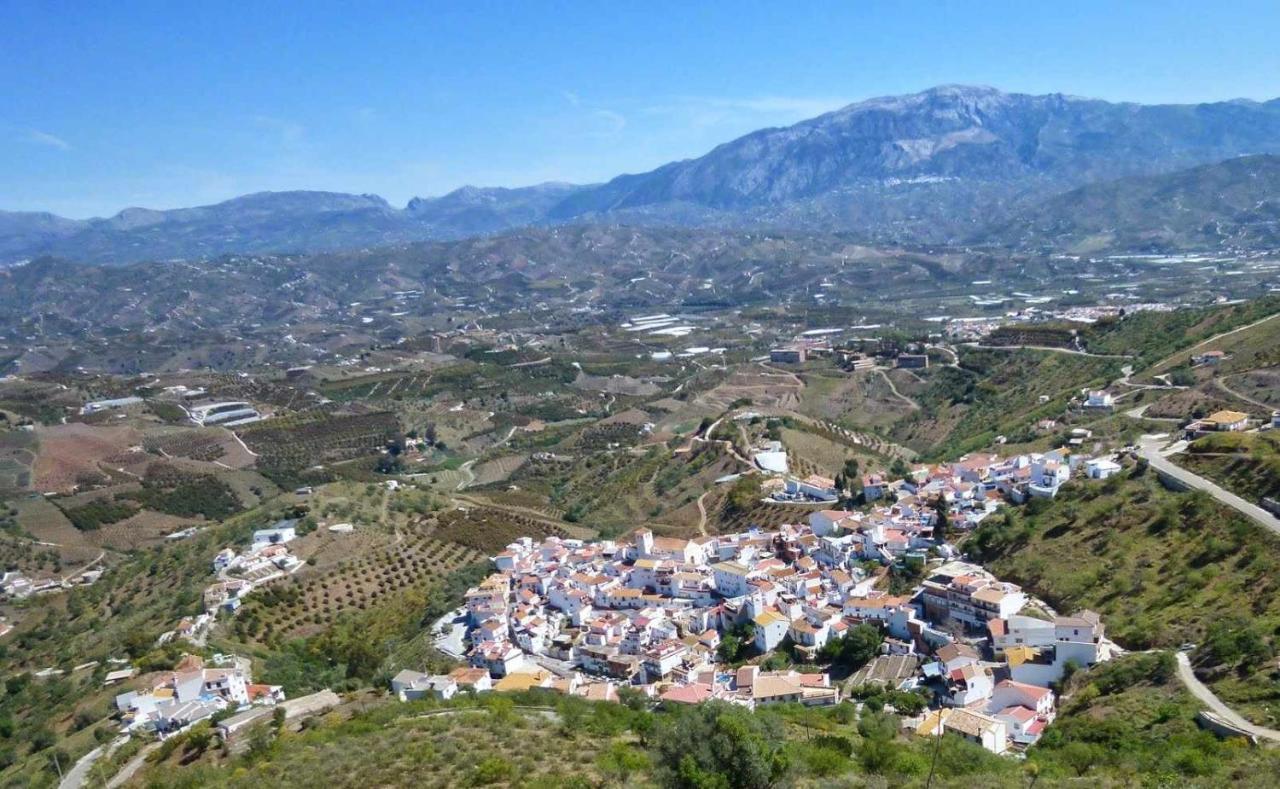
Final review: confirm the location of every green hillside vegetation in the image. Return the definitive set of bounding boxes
[0,492,489,786]
[967,467,1280,726]
[60,499,136,531]
[130,653,1280,789]
[890,348,1118,459]
[989,154,1280,253]
[1180,430,1280,502]
[1081,296,1280,370]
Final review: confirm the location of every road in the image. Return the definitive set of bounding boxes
[1138,436,1280,535]
[455,459,476,491]
[695,490,711,537]
[431,607,468,659]
[874,369,920,411]
[105,741,161,789]
[61,550,106,584]
[60,735,129,789]
[1175,652,1280,743]
[966,343,1132,359]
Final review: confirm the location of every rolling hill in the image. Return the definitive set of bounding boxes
[981,154,1280,253]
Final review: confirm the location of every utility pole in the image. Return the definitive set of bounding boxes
[925,715,944,789]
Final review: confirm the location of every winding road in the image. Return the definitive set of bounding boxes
[874,369,920,411]
[60,735,129,789]
[1138,436,1280,535]
[1175,652,1280,743]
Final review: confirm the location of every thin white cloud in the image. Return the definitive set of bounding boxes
[23,128,72,150]
[593,109,627,134]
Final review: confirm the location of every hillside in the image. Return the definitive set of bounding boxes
[118,654,1280,789]
[968,469,1280,727]
[6,87,1280,264]
[983,154,1280,253]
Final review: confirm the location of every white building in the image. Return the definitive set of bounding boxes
[252,521,298,547]
[1085,458,1122,479]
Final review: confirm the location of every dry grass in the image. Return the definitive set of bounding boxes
[32,422,144,492]
[471,454,529,486]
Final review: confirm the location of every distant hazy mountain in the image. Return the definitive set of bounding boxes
[552,85,1280,238]
[978,154,1280,253]
[5,85,1280,264]
[404,182,585,237]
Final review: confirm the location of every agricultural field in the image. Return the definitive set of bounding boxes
[1222,368,1280,407]
[1085,296,1280,373]
[0,427,36,493]
[694,365,803,411]
[30,422,144,493]
[9,496,104,562]
[888,347,1119,459]
[1137,382,1261,421]
[0,377,83,424]
[316,370,441,403]
[779,426,889,480]
[235,409,402,486]
[142,426,256,468]
[432,505,596,553]
[500,440,737,537]
[469,453,528,487]
[81,509,199,550]
[232,532,484,643]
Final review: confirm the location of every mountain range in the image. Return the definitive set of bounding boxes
[6,85,1280,265]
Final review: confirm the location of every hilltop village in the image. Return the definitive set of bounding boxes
[392,449,1124,755]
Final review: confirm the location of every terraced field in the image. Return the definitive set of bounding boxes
[0,429,36,493]
[236,409,402,485]
[233,533,485,642]
[432,505,592,553]
[469,454,528,486]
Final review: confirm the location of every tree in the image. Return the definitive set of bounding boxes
[855,711,899,773]
[821,623,883,670]
[651,702,789,789]
[842,458,860,482]
[890,458,911,480]
[1058,741,1101,777]
[726,476,761,514]
[597,742,650,785]
[932,497,951,542]
[717,622,755,663]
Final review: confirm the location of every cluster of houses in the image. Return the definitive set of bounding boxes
[114,653,284,735]
[385,449,1122,754]
[2,567,103,600]
[191,520,304,637]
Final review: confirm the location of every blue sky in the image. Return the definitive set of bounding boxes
[4,1,1279,217]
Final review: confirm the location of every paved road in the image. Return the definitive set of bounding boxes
[966,343,1132,359]
[60,735,122,789]
[1138,436,1280,535]
[105,741,160,789]
[1175,652,1280,743]
[431,607,468,659]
